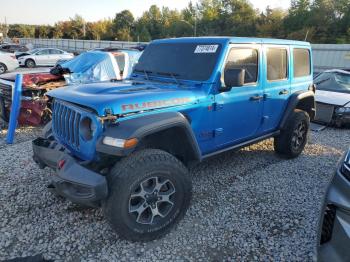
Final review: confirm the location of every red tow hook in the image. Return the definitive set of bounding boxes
[57,159,66,170]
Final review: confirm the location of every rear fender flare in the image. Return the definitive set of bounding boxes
[279,90,315,130]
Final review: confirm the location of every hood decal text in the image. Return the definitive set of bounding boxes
[122,97,192,111]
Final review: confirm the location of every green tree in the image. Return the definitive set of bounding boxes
[113,10,135,41]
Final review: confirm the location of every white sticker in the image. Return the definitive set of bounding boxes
[194,45,219,54]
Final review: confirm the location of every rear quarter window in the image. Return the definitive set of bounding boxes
[293,48,311,77]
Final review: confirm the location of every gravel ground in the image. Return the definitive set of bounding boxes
[0,126,349,261]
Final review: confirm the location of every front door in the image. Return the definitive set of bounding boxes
[214,44,264,149]
[35,49,51,65]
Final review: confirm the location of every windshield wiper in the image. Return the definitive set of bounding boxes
[134,69,152,81]
[155,72,181,85]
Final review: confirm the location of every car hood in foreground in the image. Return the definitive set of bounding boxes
[315,90,350,107]
[48,80,205,116]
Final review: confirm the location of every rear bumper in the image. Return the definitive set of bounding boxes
[32,138,108,206]
[318,157,350,262]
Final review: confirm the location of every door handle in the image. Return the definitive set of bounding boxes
[250,95,264,101]
[279,89,289,95]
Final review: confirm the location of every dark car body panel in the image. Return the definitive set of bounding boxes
[318,149,350,262]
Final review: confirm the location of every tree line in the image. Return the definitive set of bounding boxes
[2,0,350,43]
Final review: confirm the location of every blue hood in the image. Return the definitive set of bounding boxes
[47,80,204,116]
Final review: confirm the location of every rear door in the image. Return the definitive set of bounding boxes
[260,45,291,132]
[48,49,63,65]
[214,44,264,149]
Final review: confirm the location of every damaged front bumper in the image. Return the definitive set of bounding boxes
[0,73,65,126]
[32,138,108,206]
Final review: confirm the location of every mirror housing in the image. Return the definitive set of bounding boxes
[220,68,245,92]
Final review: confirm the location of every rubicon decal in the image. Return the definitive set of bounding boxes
[122,97,192,111]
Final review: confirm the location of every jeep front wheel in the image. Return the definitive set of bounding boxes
[274,109,310,158]
[103,149,192,242]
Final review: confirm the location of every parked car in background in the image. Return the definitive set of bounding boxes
[0,52,19,74]
[0,44,28,53]
[17,48,74,68]
[314,70,350,127]
[318,148,350,262]
[0,49,142,125]
[15,48,42,59]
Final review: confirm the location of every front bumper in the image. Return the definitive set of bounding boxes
[32,138,108,206]
[18,59,25,66]
[318,158,350,262]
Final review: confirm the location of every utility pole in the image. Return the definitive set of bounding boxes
[4,17,8,38]
[83,21,86,38]
[194,14,197,37]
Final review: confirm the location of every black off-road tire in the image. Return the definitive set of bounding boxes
[25,59,36,68]
[274,109,310,158]
[103,149,192,242]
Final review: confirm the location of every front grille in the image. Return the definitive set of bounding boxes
[320,204,336,244]
[0,82,12,100]
[314,103,335,124]
[52,100,81,150]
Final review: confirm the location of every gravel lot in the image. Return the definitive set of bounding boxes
[0,125,349,261]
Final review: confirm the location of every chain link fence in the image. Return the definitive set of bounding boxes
[17,38,148,53]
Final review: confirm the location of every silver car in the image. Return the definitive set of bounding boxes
[318,148,350,261]
[17,48,74,68]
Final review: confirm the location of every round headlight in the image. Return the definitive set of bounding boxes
[80,117,95,141]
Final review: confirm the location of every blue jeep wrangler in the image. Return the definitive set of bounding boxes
[32,37,315,241]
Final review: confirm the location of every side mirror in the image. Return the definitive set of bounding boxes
[220,68,245,92]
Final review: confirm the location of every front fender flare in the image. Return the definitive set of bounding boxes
[96,112,201,161]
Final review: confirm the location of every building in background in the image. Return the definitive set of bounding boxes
[312,44,350,74]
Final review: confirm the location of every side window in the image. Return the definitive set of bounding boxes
[266,47,288,81]
[224,48,258,85]
[37,49,49,55]
[50,49,63,54]
[293,48,311,77]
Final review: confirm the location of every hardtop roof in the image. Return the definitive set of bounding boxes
[153,37,310,47]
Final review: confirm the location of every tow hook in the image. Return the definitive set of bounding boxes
[47,183,55,189]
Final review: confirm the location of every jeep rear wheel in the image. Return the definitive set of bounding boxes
[103,149,192,242]
[274,109,310,158]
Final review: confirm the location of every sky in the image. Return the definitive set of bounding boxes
[0,0,291,25]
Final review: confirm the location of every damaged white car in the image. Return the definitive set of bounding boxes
[314,70,350,127]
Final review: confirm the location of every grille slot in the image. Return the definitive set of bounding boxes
[53,100,81,149]
[320,204,336,244]
[341,162,350,181]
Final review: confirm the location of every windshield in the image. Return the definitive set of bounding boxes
[133,42,222,81]
[316,72,350,94]
[28,48,41,54]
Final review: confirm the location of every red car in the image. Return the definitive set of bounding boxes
[0,48,142,125]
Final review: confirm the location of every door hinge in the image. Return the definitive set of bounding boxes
[213,102,224,111]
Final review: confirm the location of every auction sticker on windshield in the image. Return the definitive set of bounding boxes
[194,45,219,54]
